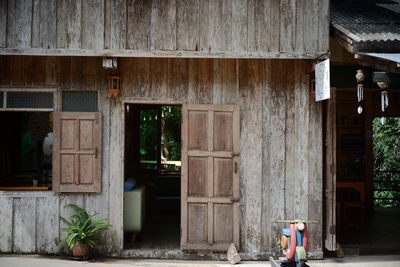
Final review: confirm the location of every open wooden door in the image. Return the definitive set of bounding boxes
[181,104,240,251]
[324,89,337,251]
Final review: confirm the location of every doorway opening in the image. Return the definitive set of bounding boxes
[333,88,400,254]
[123,104,181,250]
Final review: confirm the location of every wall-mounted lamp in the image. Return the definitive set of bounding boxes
[108,76,121,98]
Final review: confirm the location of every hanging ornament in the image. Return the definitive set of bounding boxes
[381,90,389,112]
[380,116,386,125]
[355,70,365,114]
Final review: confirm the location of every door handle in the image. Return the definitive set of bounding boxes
[231,197,240,203]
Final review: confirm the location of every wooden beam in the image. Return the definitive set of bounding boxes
[0,48,328,59]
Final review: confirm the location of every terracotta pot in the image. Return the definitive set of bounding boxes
[72,243,89,257]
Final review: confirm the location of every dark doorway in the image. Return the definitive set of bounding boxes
[123,104,181,249]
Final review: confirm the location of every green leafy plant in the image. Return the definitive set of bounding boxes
[59,204,112,251]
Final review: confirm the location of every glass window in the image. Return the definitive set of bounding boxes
[62,91,98,112]
[7,92,53,109]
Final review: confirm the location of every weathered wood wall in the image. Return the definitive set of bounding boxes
[0,0,329,58]
[0,56,323,258]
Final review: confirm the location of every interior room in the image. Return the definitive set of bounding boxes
[332,67,400,253]
[0,111,53,190]
[123,104,181,250]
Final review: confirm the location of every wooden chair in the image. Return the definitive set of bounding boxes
[337,182,366,230]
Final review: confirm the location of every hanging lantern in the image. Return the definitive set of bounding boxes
[108,76,121,98]
[355,70,365,114]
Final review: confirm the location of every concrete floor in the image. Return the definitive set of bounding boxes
[1,255,400,267]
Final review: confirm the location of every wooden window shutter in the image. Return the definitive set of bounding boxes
[53,112,102,193]
[181,104,240,251]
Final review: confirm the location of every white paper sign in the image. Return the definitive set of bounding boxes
[315,59,330,101]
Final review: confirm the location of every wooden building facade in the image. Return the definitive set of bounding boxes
[0,0,329,259]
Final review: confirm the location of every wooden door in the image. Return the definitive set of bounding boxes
[53,112,102,193]
[181,104,240,251]
[324,89,337,251]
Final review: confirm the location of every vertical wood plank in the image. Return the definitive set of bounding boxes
[120,57,134,97]
[295,0,305,52]
[269,0,280,52]
[212,59,223,104]
[232,0,247,51]
[208,0,222,52]
[254,0,271,52]
[81,0,104,49]
[261,59,271,251]
[126,0,152,50]
[176,0,199,51]
[198,0,209,51]
[239,59,263,253]
[32,0,40,48]
[150,0,177,50]
[0,197,13,252]
[279,0,296,52]
[56,0,82,49]
[318,0,329,52]
[167,58,189,101]
[305,0,319,52]
[187,58,198,104]
[0,0,6,47]
[149,58,168,98]
[36,195,59,253]
[221,59,239,105]
[294,60,309,220]
[132,58,150,97]
[7,0,33,48]
[32,0,56,48]
[13,198,36,253]
[149,0,160,50]
[266,59,287,253]
[246,0,255,52]
[308,69,323,252]
[284,60,296,220]
[221,0,232,51]
[110,0,126,50]
[108,99,124,252]
[96,66,111,252]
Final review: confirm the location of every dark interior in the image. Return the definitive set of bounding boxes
[123,104,181,249]
[333,73,400,253]
[0,112,52,189]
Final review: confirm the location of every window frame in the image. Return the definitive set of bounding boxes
[61,90,99,112]
[0,88,57,191]
[0,88,57,112]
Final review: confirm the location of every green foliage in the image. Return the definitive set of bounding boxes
[59,204,112,250]
[161,106,181,162]
[373,117,400,208]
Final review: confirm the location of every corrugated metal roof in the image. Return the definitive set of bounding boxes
[361,53,400,63]
[331,0,400,52]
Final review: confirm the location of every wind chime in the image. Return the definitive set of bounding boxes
[355,70,365,114]
[377,80,389,125]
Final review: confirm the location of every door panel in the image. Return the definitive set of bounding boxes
[181,104,240,251]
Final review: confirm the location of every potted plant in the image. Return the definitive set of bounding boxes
[59,204,112,258]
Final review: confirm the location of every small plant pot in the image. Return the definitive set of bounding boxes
[72,243,89,257]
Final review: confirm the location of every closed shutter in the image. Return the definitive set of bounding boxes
[53,112,102,193]
[181,104,240,251]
